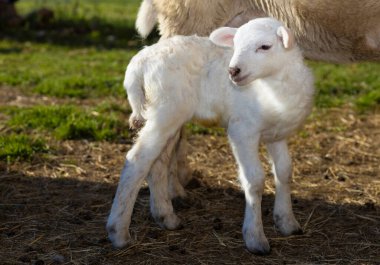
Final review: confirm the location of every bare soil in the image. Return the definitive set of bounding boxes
[0,88,379,264]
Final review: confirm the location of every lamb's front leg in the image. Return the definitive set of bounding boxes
[266,141,302,236]
[228,125,270,255]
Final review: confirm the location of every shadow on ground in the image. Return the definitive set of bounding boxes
[0,17,159,49]
[0,169,378,265]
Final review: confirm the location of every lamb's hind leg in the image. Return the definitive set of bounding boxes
[148,130,182,230]
[266,140,302,236]
[167,128,191,200]
[106,114,186,248]
[176,128,193,187]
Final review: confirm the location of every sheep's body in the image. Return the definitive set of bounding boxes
[137,0,380,62]
[107,18,314,254]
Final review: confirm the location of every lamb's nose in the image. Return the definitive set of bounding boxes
[228,67,241,77]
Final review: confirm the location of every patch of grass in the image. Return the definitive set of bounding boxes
[309,62,380,110]
[3,0,153,49]
[356,90,380,111]
[186,123,225,136]
[16,0,140,26]
[95,101,130,114]
[0,40,134,98]
[3,105,129,141]
[0,0,150,99]
[0,134,47,161]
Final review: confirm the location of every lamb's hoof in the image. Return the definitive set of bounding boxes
[274,214,303,236]
[245,239,271,255]
[106,224,131,249]
[154,213,182,230]
[243,229,271,255]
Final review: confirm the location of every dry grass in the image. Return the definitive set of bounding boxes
[0,105,379,264]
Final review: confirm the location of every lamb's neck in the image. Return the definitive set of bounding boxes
[258,60,304,92]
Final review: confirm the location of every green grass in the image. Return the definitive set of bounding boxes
[186,123,225,136]
[309,61,380,110]
[0,134,47,161]
[3,105,129,141]
[16,0,140,26]
[0,40,135,98]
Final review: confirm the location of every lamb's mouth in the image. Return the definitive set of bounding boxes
[230,73,251,86]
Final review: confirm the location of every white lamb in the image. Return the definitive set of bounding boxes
[107,17,314,255]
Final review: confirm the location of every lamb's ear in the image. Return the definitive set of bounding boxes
[209,27,237,48]
[276,26,294,49]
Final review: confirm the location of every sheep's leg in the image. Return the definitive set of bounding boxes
[176,128,193,187]
[167,147,186,199]
[227,125,270,255]
[148,130,182,230]
[266,140,302,236]
[168,128,191,199]
[106,116,185,248]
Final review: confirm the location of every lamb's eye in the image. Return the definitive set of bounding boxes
[260,45,272,50]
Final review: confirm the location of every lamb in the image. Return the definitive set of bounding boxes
[137,0,380,62]
[107,17,314,254]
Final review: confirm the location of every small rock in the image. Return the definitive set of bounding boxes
[52,254,64,264]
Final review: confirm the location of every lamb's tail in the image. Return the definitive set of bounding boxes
[135,0,157,38]
[124,62,146,129]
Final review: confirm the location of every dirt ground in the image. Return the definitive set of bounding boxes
[0,88,379,264]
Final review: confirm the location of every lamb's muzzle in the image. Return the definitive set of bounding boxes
[228,66,241,78]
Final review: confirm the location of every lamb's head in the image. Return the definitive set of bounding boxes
[210,17,296,86]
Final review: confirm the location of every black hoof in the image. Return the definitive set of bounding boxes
[292,228,304,235]
[248,246,271,256]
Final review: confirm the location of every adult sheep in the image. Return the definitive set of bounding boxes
[137,0,380,62]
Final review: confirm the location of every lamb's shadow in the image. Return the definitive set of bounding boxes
[0,170,378,264]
